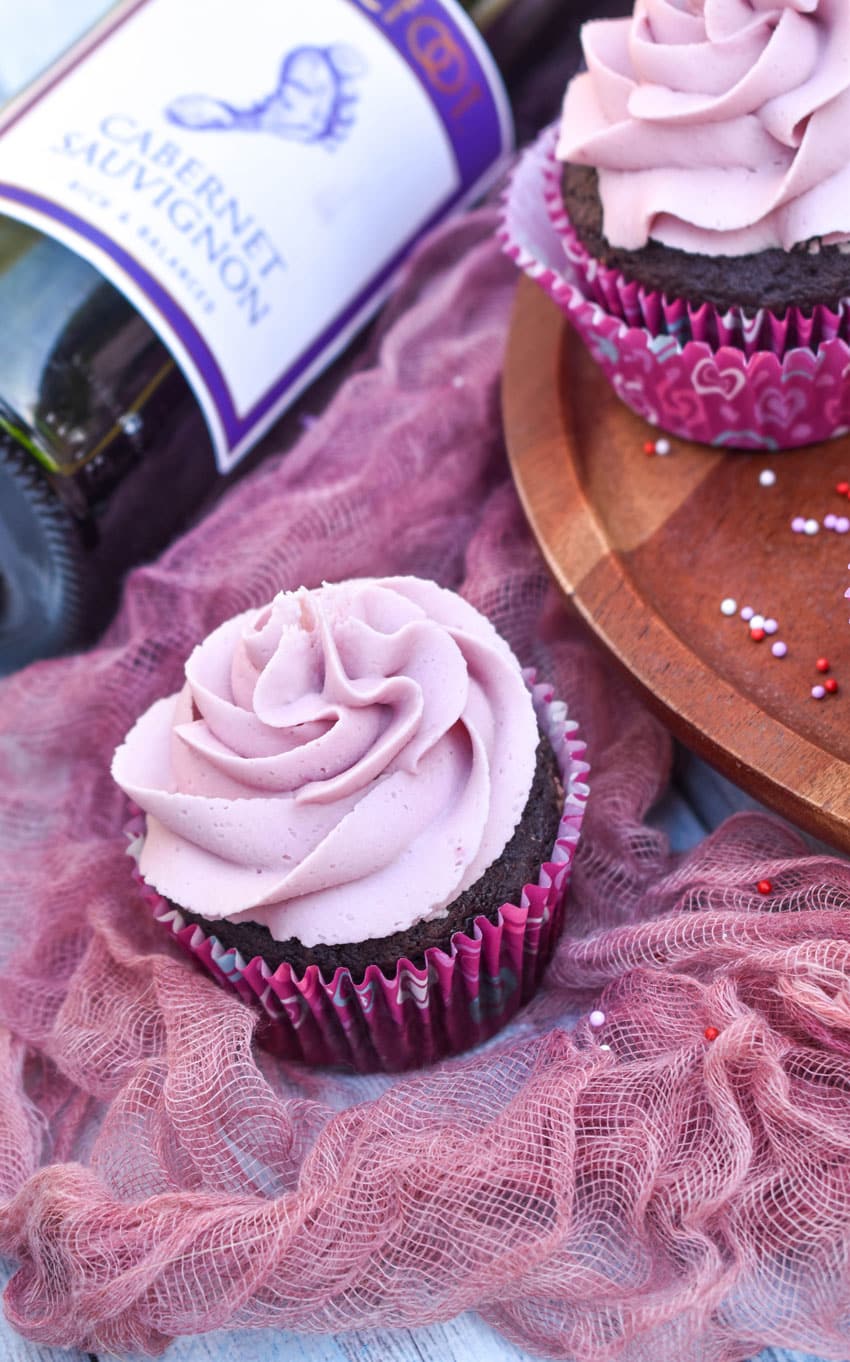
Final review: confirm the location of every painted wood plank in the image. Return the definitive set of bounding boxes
[123,1320,842,1362]
[648,778,710,852]
[124,1313,556,1362]
[760,1354,847,1362]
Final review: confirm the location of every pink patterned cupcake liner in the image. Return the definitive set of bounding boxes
[125,675,589,1074]
[543,146,850,356]
[499,127,850,451]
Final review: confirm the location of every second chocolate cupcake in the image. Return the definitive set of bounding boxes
[557,0,850,327]
[500,0,850,450]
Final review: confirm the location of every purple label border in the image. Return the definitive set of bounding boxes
[355,0,508,189]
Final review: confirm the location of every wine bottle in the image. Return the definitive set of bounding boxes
[0,0,576,672]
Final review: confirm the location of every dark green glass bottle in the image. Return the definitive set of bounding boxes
[0,213,213,667]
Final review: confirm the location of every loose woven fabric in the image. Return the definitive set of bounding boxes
[2,209,850,1361]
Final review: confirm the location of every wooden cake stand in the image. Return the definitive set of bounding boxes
[503,276,850,853]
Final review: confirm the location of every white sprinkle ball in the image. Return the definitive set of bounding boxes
[655,438,671,456]
[720,598,737,616]
[804,518,820,535]
[812,685,827,699]
[599,1044,611,1051]
[759,469,776,487]
[589,1010,606,1028]
[791,517,806,533]
[750,614,765,631]
[764,618,778,635]
[740,606,754,621]
[771,640,787,658]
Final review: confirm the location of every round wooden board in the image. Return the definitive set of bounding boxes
[503,275,850,852]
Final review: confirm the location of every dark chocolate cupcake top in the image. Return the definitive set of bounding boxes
[557,0,850,258]
[112,578,539,947]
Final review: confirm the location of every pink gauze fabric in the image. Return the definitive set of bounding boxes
[2,208,850,1360]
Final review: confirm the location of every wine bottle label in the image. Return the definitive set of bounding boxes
[0,0,511,472]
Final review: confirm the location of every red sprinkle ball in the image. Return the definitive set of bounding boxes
[644,440,656,455]
[826,678,839,694]
[757,879,772,895]
[837,482,850,496]
[750,627,766,642]
[704,1027,719,1042]
[816,657,830,673]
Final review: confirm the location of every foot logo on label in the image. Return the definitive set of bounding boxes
[165,45,367,149]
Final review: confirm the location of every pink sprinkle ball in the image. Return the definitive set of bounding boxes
[589,1010,606,1028]
[825,514,838,529]
[791,517,806,533]
[838,518,850,534]
[812,685,826,700]
[740,606,754,621]
[771,641,787,658]
[764,619,778,635]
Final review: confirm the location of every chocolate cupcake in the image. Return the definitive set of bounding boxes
[560,163,850,317]
[499,0,850,451]
[113,577,588,1071]
[556,0,850,326]
[175,731,564,981]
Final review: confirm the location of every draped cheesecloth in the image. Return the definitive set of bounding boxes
[1,208,850,1361]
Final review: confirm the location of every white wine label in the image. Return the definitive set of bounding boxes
[0,0,512,471]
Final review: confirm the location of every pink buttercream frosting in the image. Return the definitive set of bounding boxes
[557,0,850,256]
[111,577,539,947]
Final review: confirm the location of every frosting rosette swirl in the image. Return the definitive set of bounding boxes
[557,0,850,255]
[112,577,539,946]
